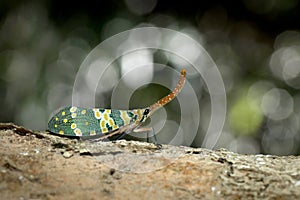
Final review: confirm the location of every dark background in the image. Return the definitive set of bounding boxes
[0,0,300,155]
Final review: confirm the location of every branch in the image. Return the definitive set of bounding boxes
[0,123,299,199]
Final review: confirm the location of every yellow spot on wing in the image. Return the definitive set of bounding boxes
[104,113,108,121]
[81,109,86,115]
[93,109,101,119]
[71,113,77,118]
[102,127,108,133]
[54,124,58,128]
[62,111,66,116]
[100,120,106,128]
[108,119,114,126]
[59,130,64,135]
[96,112,101,119]
[74,128,82,136]
[71,123,76,129]
[63,119,68,123]
[90,130,96,135]
[113,125,118,129]
[55,117,59,121]
[104,110,111,114]
[85,121,89,125]
[120,110,131,125]
[135,109,144,121]
[70,106,77,113]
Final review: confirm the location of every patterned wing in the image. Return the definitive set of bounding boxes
[48,106,143,137]
[48,106,102,136]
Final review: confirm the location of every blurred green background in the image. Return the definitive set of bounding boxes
[0,0,300,155]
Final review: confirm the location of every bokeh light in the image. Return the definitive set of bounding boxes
[229,95,263,136]
[261,88,293,120]
[1,1,300,155]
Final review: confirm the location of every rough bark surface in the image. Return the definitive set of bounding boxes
[0,123,299,199]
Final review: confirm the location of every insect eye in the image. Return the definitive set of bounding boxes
[143,108,150,115]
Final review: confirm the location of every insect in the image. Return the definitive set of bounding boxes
[48,69,186,141]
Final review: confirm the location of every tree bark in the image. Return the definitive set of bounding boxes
[0,123,299,199]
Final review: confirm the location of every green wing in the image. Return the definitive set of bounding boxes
[48,106,139,137]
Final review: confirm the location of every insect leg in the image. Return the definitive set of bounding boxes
[91,129,123,142]
[147,127,158,144]
[147,130,149,143]
[114,132,127,140]
[133,127,153,133]
[91,123,138,142]
[151,127,158,144]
